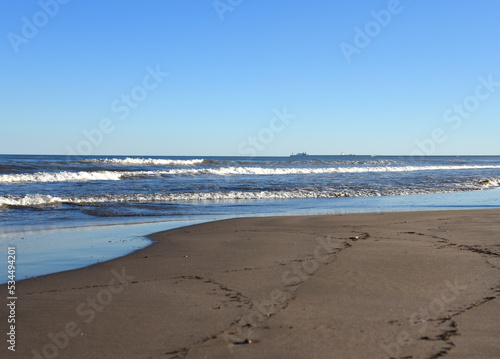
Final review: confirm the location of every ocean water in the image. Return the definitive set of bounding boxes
[1,154,500,282]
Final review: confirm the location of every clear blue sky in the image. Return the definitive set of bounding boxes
[1,0,499,156]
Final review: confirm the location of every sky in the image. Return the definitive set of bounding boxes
[1,0,499,156]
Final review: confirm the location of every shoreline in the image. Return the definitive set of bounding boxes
[0,218,215,283]
[2,209,500,358]
[0,189,500,284]
[3,187,500,283]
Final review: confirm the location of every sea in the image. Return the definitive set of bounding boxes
[1,154,500,283]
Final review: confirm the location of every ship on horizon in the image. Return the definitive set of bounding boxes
[290,152,308,157]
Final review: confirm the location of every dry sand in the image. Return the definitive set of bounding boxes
[2,209,500,358]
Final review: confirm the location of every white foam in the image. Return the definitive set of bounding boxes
[82,158,204,166]
[2,165,500,184]
[0,194,66,207]
[0,192,327,207]
[163,164,500,176]
[0,186,486,208]
[0,171,126,183]
[479,178,500,187]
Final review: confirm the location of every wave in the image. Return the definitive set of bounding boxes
[80,158,205,166]
[2,164,500,184]
[201,159,397,166]
[2,165,500,184]
[0,194,66,207]
[0,171,125,183]
[192,165,500,176]
[1,184,498,208]
[479,178,500,187]
[0,191,405,207]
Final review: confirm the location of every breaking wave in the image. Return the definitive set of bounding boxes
[0,171,125,183]
[2,165,500,184]
[479,178,500,187]
[1,185,497,208]
[0,191,402,207]
[80,158,205,166]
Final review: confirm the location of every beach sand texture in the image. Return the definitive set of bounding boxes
[2,210,500,358]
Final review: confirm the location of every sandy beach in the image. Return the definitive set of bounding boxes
[2,209,500,358]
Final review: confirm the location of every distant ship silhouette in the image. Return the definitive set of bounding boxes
[290,152,308,157]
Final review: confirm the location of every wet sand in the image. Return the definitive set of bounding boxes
[2,209,500,358]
